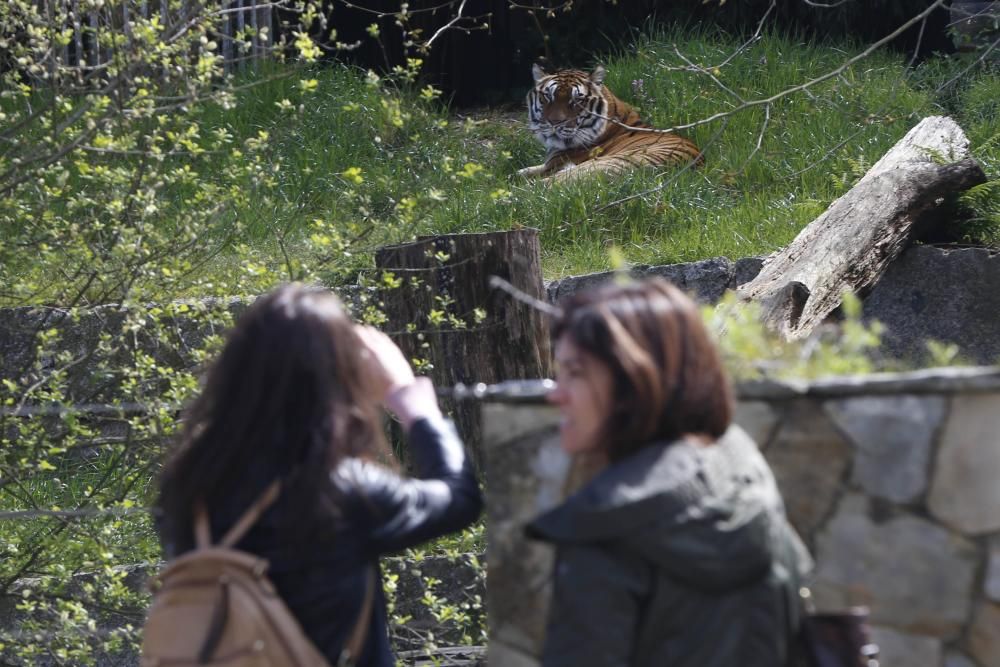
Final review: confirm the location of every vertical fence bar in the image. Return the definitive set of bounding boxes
[221,0,233,74]
[59,0,70,70]
[250,0,259,71]
[259,0,271,61]
[73,0,84,73]
[122,0,132,53]
[236,0,245,72]
[87,6,98,69]
[44,0,59,80]
[90,3,104,67]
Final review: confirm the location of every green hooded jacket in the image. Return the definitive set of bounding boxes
[527,425,813,667]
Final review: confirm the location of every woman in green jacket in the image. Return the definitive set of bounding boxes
[528,277,813,667]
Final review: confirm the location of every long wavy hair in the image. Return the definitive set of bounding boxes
[551,277,733,462]
[157,284,392,550]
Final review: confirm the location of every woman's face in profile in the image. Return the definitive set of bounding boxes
[548,336,614,456]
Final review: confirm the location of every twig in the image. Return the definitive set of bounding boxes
[738,102,771,174]
[337,0,462,18]
[908,6,929,69]
[718,0,777,70]
[802,0,853,7]
[672,45,746,105]
[1,402,172,418]
[488,276,562,318]
[425,0,468,49]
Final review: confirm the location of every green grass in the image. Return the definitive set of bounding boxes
[163,27,997,286]
[4,27,999,296]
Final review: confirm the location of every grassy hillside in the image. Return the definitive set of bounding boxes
[5,27,999,297]
[198,28,997,284]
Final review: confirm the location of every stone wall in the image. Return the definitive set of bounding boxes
[3,246,998,406]
[482,367,1000,667]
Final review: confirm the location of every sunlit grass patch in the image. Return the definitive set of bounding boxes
[5,28,998,300]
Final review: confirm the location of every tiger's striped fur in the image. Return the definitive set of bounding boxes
[518,64,702,183]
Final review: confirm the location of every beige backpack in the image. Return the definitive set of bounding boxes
[141,482,375,666]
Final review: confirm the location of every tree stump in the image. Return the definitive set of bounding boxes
[375,229,552,466]
[737,116,987,339]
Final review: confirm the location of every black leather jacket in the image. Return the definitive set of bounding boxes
[163,416,482,667]
[527,426,812,667]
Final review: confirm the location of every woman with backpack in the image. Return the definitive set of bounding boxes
[150,283,482,666]
[527,277,814,667]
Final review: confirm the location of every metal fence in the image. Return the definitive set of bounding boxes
[40,0,278,75]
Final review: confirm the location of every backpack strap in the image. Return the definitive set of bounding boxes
[193,480,282,549]
[339,566,377,667]
[194,505,212,549]
[220,481,282,548]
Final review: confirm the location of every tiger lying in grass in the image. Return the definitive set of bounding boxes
[518,64,702,184]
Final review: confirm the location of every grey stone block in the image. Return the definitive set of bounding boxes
[733,256,765,288]
[967,601,1000,667]
[987,537,1000,603]
[863,246,1000,365]
[763,399,853,541]
[928,393,1000,535]
[733,400,781,449]
[823,394,947,504]
[546,270,617,306]
[870,626,943,667]
[811,494,978,639]
[544,256,736,306]
[944,650,979,667]
[641,255,735,303]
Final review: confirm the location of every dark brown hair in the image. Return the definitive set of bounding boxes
[551,277,733,462]
[157,284,392,550]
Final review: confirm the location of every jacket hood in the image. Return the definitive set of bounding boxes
[527,426,801,592]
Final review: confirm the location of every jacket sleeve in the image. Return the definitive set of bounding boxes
[541,543,647,667]
[334,415,482,555]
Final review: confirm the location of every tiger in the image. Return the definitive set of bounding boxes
[518,64,702,183]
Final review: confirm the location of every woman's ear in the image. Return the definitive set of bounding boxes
[590,65,606,86]
[532,62,547,82]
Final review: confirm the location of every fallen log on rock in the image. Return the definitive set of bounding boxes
[737,115,987,340]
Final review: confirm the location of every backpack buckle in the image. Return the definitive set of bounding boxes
[337,649,355,667]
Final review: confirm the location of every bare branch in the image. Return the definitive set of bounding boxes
[801,0,854,7]
[488,275,563,318]
[425,0,469,49]
[673,44,746,105]
[738,102,771,175]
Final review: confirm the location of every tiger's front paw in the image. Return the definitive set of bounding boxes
[517,164,547,179]
[543,163,581,184]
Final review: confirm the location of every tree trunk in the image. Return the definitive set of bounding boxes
[737,116,987,339]
[375,229,552,466]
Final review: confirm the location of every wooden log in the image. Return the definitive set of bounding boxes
[375,230,552,466]
[737,116,987,339]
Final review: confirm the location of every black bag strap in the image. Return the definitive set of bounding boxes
[797,588,880,667]
[339,567,377,667]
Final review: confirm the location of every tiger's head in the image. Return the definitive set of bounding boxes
[527,64,611,153]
